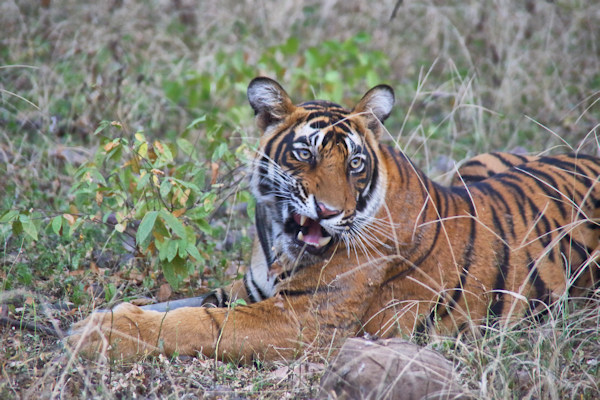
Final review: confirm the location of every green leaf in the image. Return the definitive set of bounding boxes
[16,263,32,285]
[237,190,255,220]
[231,298,247,307]
[166,239,178,262]
[196,219,214,236]
[151,217,169,238]
[177,240,188,258]
[157,141,174,162]
[106,142,123,162]
[155,237,169,259]
[159,209,187,239]
[211,142,228,162]
[51,215,63,235]
[12,220,23,235]
[169,177,201,193]
[0,210,19,223]
[136,211,158,247]
[137,171,150,190]
[160,179,172,200]
[184,115,207,132]
[186,244,202,261]
[162,256,188,290]
[19,215,38,241]
[93,120,111,135]
[176,138,196,158]
[185,206,209,220]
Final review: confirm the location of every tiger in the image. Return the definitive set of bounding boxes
[68,77,600,363]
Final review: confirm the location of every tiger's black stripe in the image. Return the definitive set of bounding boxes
[432,193,477,322]
[455,174,489,184]
[518,166,569,219]
[460,160,486,169]
[475,181,516,239]
[496,178,530,227]
[494,152,525,169]
[204,308,223,339]
[410,181,445,269]
[356,154,378,212]
[280,286,339,297]
[489,206,510,318]
[244,272,268,303]
[563,231,595,264]
[526,254,550,304]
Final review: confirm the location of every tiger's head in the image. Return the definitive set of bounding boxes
[248,77,395,267]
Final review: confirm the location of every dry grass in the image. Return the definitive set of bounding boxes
[1,0,599,399]
[447,298,600,399]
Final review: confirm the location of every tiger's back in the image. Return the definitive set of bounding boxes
[451,151,537,186]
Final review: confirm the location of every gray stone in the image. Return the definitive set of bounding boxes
[319,338,472,400]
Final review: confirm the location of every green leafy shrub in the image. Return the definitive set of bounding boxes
[2,33,393,292]
[64,118,254,289]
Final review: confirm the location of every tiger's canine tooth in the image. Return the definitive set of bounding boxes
[297,231,305,242]
[300,215,307,226]
[318,236,332,247]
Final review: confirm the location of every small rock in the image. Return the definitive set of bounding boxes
[319,338,472,400]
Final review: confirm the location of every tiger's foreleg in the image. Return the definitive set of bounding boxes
[67,296,313,362]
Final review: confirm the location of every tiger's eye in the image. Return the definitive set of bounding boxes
[296,149,312,161]
[350,157,363,170]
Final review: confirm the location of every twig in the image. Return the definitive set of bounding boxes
[390,0,403,21]
[0,316,63,338]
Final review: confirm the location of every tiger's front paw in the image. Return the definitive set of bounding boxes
[67,303,159,360]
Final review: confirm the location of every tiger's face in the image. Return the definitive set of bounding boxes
[248,78,395,266]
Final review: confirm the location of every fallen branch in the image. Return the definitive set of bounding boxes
[0,316,62,338]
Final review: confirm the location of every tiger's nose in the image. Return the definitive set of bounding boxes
[317,202,342,219]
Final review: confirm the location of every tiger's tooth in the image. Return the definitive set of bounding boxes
[318,236,331,247]
[300,215,307,226]
[297,231,305,242]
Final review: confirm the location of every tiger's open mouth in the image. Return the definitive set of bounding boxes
[291,213,333,254]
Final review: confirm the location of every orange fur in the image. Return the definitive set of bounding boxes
[68,79,600,363]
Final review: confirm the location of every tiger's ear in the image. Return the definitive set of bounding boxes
[247,77,296,132]
[353,84,395,135]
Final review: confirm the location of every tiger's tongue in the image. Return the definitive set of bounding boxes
[303,220,323,246]
[294,214,332,248]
